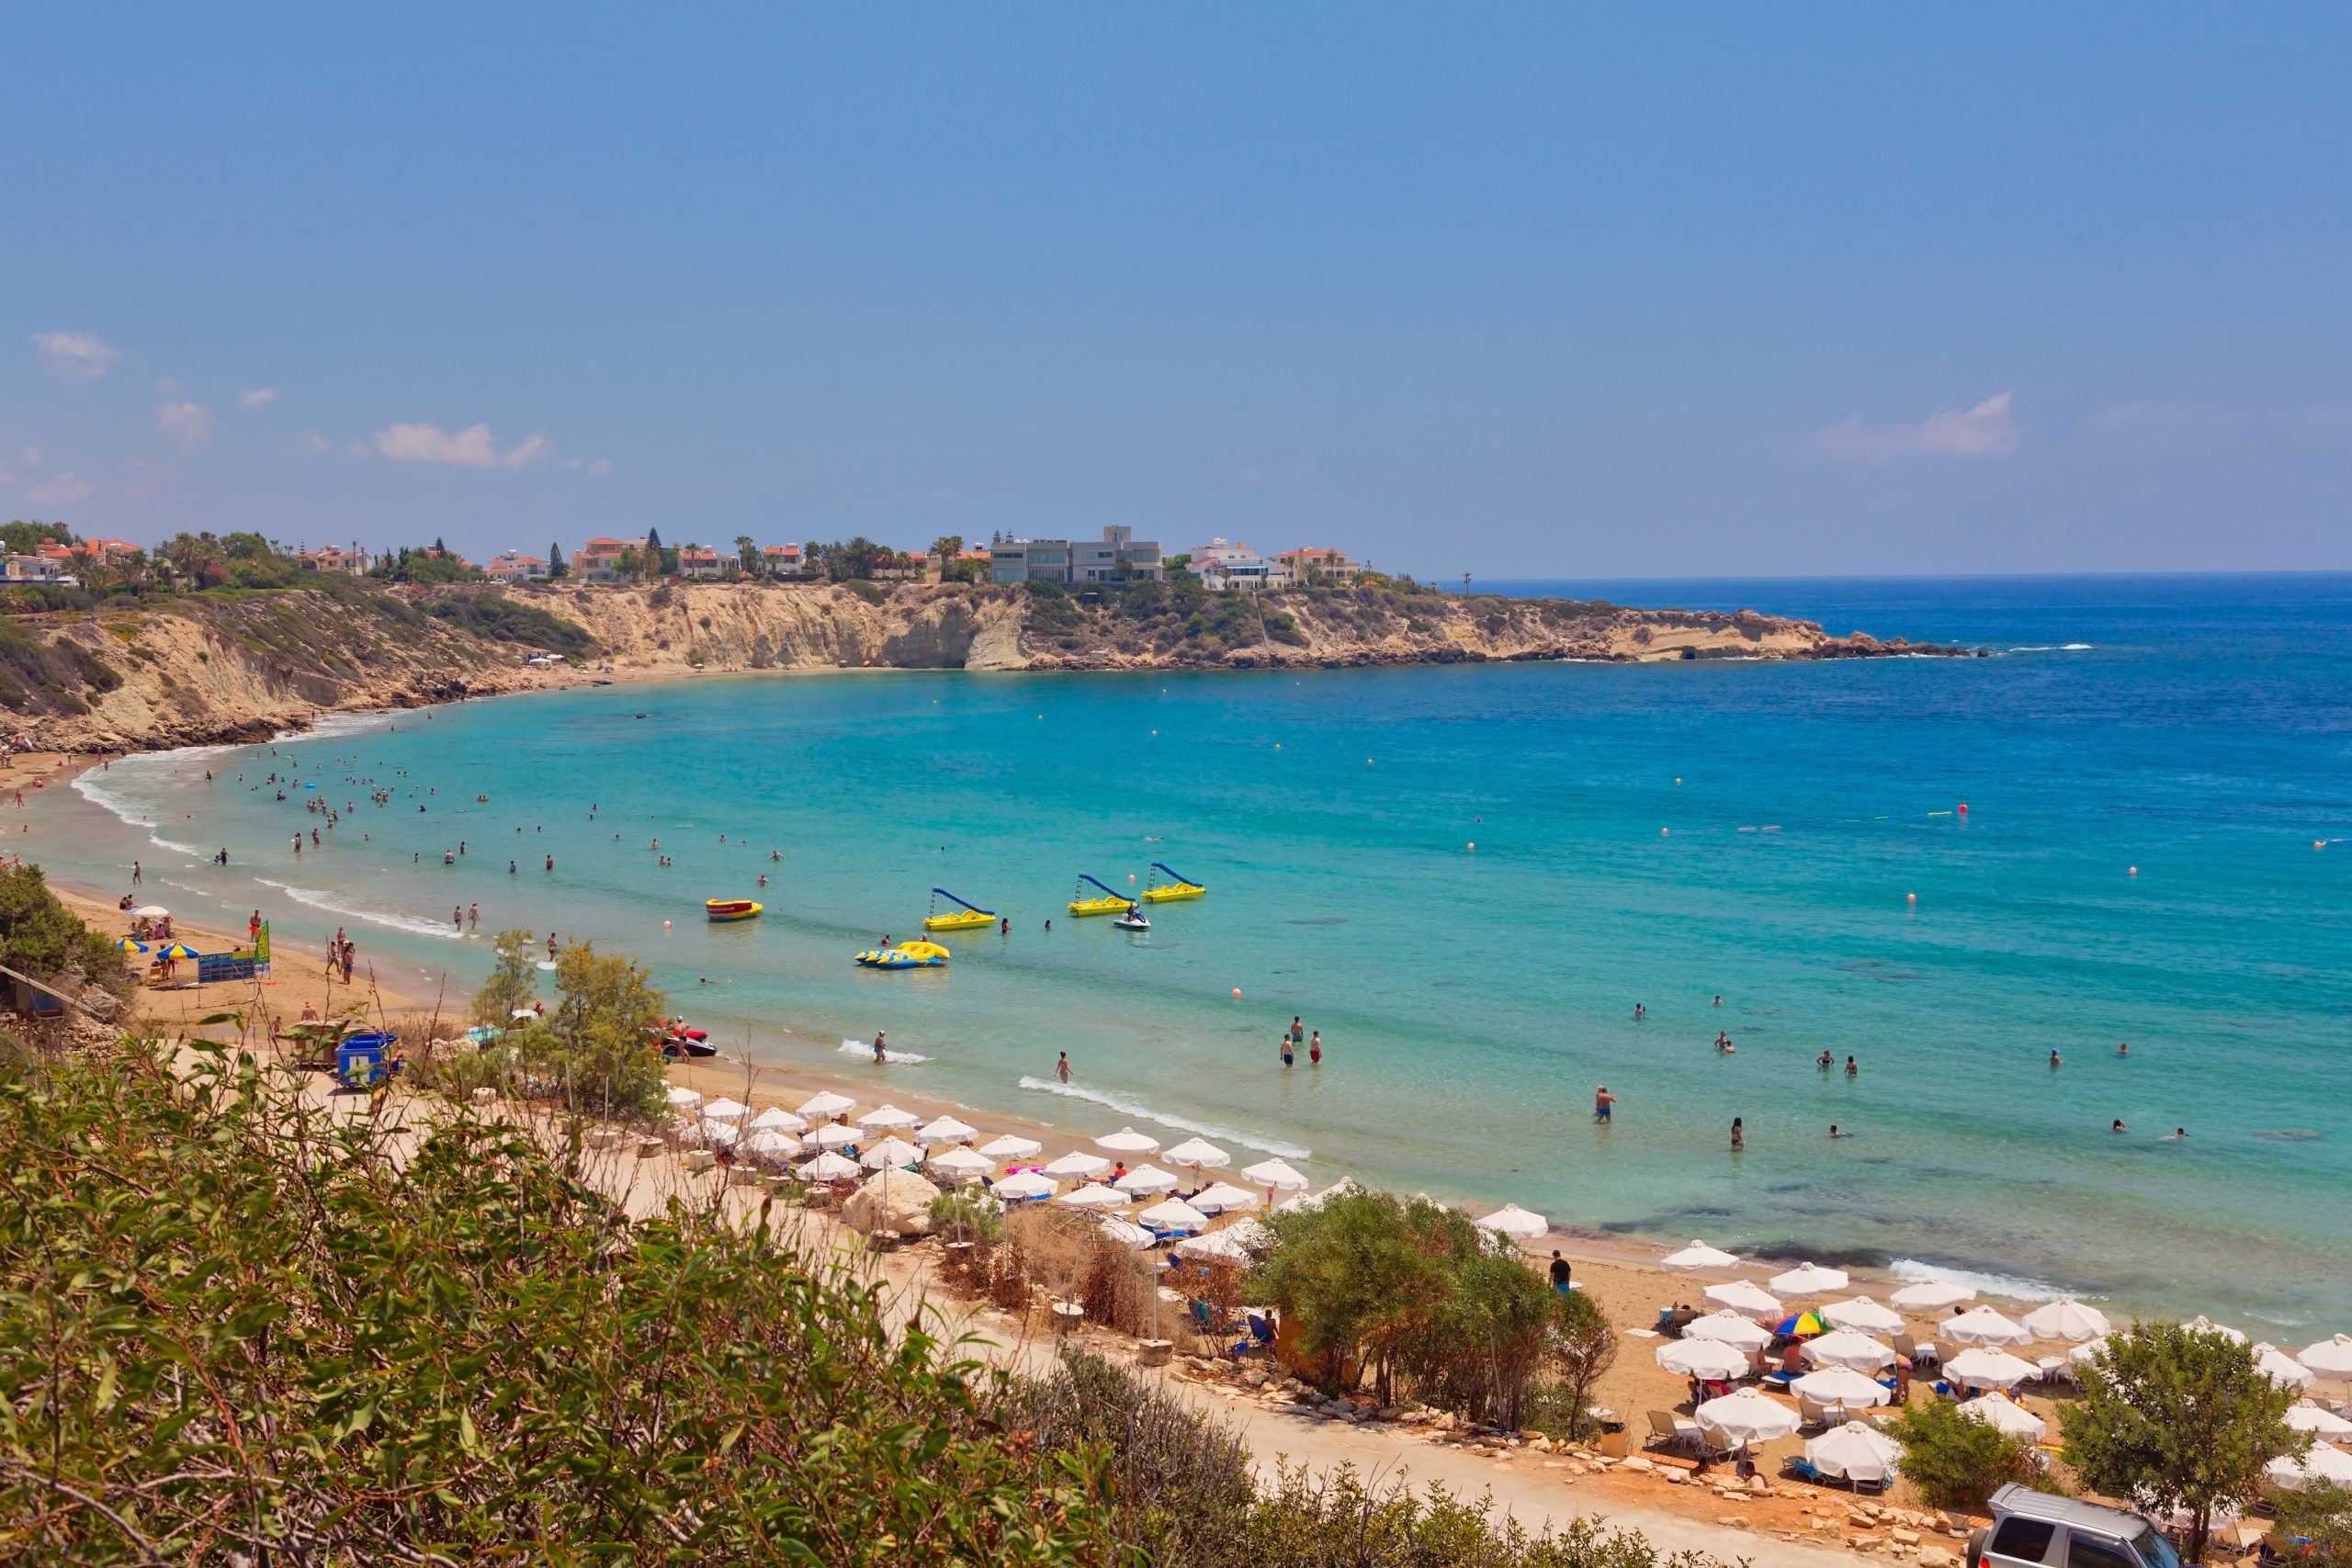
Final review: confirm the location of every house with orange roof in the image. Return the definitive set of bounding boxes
[1272,547,1363,581]
[484,550,548,582]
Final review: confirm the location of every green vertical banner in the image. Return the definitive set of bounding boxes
[255,919,270,973]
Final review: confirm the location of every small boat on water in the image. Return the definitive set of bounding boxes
[1069,873,1137,918]
[922,886,997,931]
[1114,908,1150,931]
[855,940,951,970]
[706,898,763,922]
[1138,862,1206,903]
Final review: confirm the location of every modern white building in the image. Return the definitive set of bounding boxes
[991,526,1162,586]
[1190,538,1289,592]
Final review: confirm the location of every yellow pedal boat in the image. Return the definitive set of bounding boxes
[922,886,998,931]
[1069,873,1137,917]
[1139,861,1205,902]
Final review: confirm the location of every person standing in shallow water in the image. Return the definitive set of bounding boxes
[1730,1117,1744,1150]
[1280,1033,1295,1067]
[1308,1031,1322,1066]
[1056,1052,1070,1084]
[1594,1086,1615,1122]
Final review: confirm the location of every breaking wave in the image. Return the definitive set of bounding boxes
[252,878,466,941]
[837,1038,932,1065]
[1888,1257,2066,1303]
[1015,1076,1310,1160]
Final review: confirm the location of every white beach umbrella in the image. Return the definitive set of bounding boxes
[1657,1338,1752,1381]
[928,1146,994,1181]
[1792,1367,1893,1409]
[991,1170,1057,1201]
[1114,1165,1181,1196]
[1685,1310,1774,1351]
[1189,1182,1261,1214]
[1945,1347,2039,1391]
[1694,1386,1802,1445]
[859,1135,922,1170]
[665,1086,704,1109]
[1806,1421,1905,1483]
[2287,1402,2352,1438]
[1661,1240,1743,1273]
[2265,1443,2352,1492]
[2186,1315,2248,1344]
[697,1122,740,1148]
[1823,1297,1906,1335]
[1095,1218,1156,1250]
[1094,1125,1161,1156]
[1240,1157,1309,1192]
[915,1114,978,1146]
[749,1105,808,1133]
[1889,1277,1977,1312]
[1275,1176,1358,1213]
[812,1122,863,1149]
[742,1129,802,1162]
[797,1150,859,1181]
[1043,1150,1111,1180]
[1475,1204,1549,1240]
[1161,1136,1231,1169]
[1942,1306,2033,1347]
[976,1133,1044,1161]
[1136,1198,1209,1233]
[856,1103,920,1134]
[511,1007,541,1021]
[1770,1262,1850,1298]
[701,1097,750,1121]
[796,1089,855,1121]
[1702,1279,1783,1319]
[2255,1344,2316,1390]
[1959,1394,2047,1441]
[1057,1182,1129,1210]
[132,905,171,919]
[1803,1330,1898,1372]
[2068,1337,2111,1367]
[2021,1297,2110,1343]
[1175,1220,1270,1260]
[2300,1334,2352,1380]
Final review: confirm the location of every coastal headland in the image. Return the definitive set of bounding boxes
[6,577,1970,755]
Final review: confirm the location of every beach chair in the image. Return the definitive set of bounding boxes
[1797,1391,1839,1430]
[1645,1411,1702,1455]
[1783,1456,1826,1485]
[1894,1331,1940,1371]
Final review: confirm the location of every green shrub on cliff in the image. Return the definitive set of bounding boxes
[0,1038,1125,1564]
[0,864,130,998]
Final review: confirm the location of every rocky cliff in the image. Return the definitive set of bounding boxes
[3,579,1968,753]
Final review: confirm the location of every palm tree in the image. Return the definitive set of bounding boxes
[735,535,758,577]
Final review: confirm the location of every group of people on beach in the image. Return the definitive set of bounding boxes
[322,927,356,984]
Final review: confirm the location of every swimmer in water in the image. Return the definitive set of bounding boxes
[1845,1055,1858,1077]
[2118,1042,2129,1056]
[2162,1126,2187,1140]
[1816,1050,1835,1069]
[2111,1119,2127,1133]
[1730,1117,1743,1150]
[1828,1124,1849,1138]
[1633,1002,1645,1021]
[2050,1049,2062,1067]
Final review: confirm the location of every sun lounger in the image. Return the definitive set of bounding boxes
[1646,1411,1702,1454]
[1894,1332,1940,1371]
[1797,1391,1840,1429]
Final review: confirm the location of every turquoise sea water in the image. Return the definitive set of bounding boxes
[40,573,2352,1335]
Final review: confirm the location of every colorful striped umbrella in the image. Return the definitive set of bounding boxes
[155,942,200,961]
[115,937,151,954]
[1774,1312,1827,1337]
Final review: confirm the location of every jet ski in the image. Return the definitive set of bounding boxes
[1114,909,1150,931]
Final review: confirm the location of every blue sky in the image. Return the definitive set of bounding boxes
[5,6,2348,577]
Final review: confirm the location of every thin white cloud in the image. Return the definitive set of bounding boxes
[307,433,332,454]
[34,331,120,382]
[156,400,214,451]
[368,421,555,469]
[586,457,612,478]
[1813,392,2018,462]
[239,387,278,412]
[18,446,42,468]
[28,471,97,505]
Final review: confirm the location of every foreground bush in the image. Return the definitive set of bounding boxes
[1885,1398,2045,1511]
[0,1039,1121,1564]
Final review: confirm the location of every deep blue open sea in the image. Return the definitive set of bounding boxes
[40,572,2352,1334]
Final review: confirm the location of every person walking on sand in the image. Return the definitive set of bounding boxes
[1594,1086,1615,1122]
[1308,1030,1322,1066]
[341,942,355,984]
[1056,1052,1070,1084]
[1549,1251,1573,1293]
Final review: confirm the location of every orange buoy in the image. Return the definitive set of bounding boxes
[662,919,672,930]
[1661,827,1669,836]
[2129,866,2138,875]
[1231,987,1241,999]
[1906,894,1917,904]
[1957,802,1968,815]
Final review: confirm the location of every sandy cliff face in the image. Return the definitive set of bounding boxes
[8,580,1962,754]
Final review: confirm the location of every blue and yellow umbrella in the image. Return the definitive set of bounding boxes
[1774,1312,1827,1337]
[116,937,151,955]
